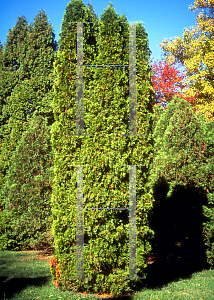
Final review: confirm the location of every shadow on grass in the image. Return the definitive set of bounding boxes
[0,276,51,299]
[0,176,213,299]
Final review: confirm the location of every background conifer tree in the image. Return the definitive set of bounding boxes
[150,95,211,197]
[148,95,214,266]
[0,12,57,190]
[0,16,30,211]
[1,112,55,251]
[199,117,214,265]
[0,42,7,211]
[0,10,58,250]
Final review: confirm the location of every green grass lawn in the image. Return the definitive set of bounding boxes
[0,250,214,300]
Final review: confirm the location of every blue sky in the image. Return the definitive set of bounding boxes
[0,0,200,112]
[1,0,199,64]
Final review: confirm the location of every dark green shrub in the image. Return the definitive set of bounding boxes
[198,117,214,265]
[0,10,57,225]
[148,94,214,267]
[1,113,55,251]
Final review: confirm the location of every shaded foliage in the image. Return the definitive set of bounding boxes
[1,113,54,251]
[0,9,58,250]
[148,94,214,266]
[143,177,211,288]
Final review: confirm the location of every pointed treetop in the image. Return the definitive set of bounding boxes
[100,1,120,25]
[59,0,94,47]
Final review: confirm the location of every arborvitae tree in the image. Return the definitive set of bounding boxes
[0,17,30,211]
[148,95,214,267]
[1,112,55,251]
[49,0,100,290]
[150,95,211,196]
[151,102,168,133]
[23,8,58,126]
[199,117,214,266]
[0,42,6,211]
[0,42,13,245]
[0,41,8,133]
[50,0,155,297]
[86,2,99,40]
[0,10,57,242]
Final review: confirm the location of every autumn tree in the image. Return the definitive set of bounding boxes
[150,57,198,111]
[159,0,214,123]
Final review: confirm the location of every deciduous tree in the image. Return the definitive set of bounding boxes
[150,57,198,111]
[159,0,214,123]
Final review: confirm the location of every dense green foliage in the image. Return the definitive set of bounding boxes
[148,95,214,266]
[0,16,30,211]
[0,113,55,251]
[0,1,213,298]
[0,10,57,250]
[49,0,156,297]
[199,117,214,265]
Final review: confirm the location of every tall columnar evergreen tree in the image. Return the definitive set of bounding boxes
[0,17,30,210]
[148,95,214,266]
[1,112,55,251]
[50,0,155,297]
[0,41,8,133]
[86,2,100,42]
[50,0,100,290]
[152,102,168,132]
[23,9,58,125]
[0,10,57,219]
[0,42,6,211]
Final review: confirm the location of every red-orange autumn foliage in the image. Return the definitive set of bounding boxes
[150,57,199,111]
